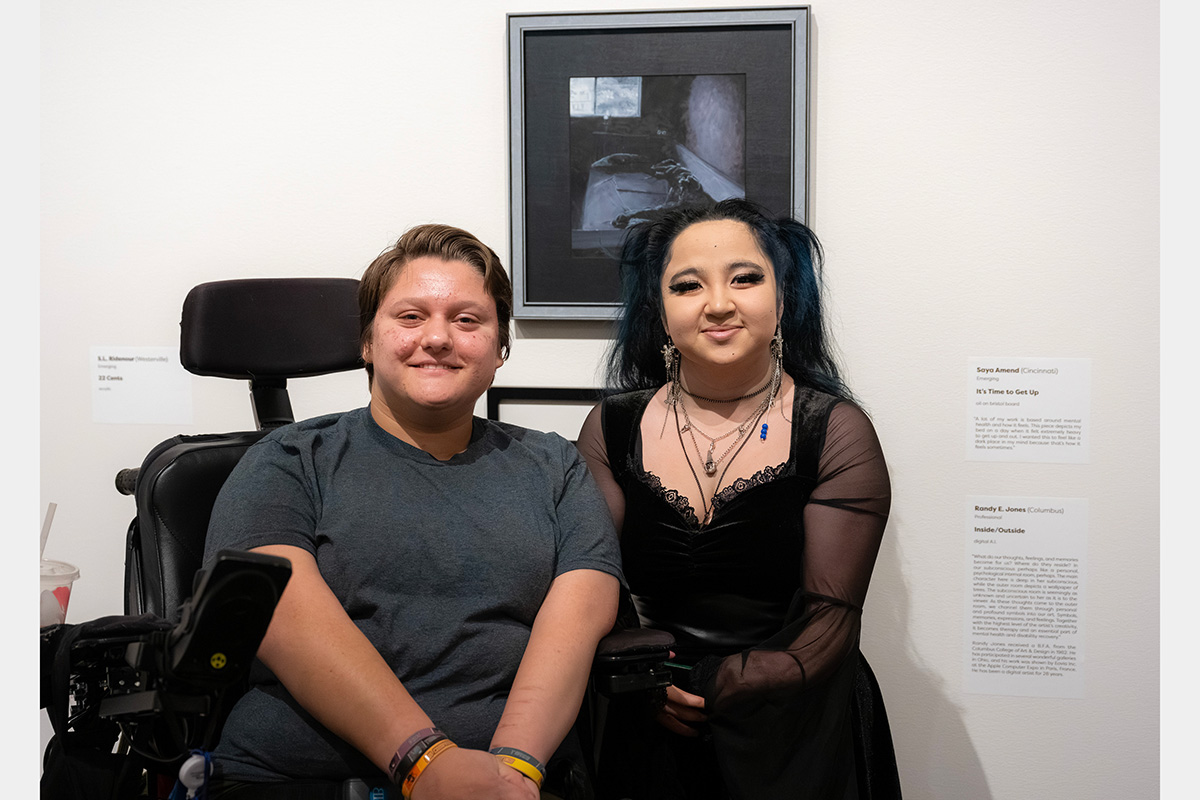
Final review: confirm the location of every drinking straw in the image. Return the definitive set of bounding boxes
[40,502,57,560]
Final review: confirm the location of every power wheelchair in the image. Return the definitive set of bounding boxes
[40,277,672,800]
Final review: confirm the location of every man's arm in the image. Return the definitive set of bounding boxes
[251,544,535,800]
[490,568,620,763]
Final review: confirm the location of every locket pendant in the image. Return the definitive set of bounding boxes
[704,442,717,476]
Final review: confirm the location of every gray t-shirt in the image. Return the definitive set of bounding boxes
[202,407,623,783]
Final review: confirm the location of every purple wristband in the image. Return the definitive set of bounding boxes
[388,727,445,785]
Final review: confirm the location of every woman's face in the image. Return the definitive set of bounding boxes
[362,256,504,422]
[659,219,780,373]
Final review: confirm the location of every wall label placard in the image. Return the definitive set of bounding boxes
[967,357,1091,463]
[91,346,193,425]
[965,495,1087,698]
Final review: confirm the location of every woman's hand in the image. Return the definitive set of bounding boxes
[656,684,709,737]
[410,747,536,800]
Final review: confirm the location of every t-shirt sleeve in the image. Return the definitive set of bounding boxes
[698,401,891,709]
[551,435,626,585]
[202,436,321,564]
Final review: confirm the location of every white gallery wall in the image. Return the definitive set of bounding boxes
[35,1,1161,796]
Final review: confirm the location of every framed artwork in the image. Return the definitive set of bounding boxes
[507,7,811,319]
[485,387,607,443]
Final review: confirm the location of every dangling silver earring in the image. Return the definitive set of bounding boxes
[768,326,784,410]
[662,338,682,408]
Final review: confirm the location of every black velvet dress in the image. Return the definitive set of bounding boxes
[578,386,901,800]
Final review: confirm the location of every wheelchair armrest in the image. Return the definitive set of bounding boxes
[592,627,675,696]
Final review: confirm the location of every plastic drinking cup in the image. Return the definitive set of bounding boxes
[40,559,79,627]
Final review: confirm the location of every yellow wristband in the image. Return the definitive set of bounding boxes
[491,752,544,788]
[401,738,457,799]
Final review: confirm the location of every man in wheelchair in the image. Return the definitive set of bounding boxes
[201,224,622,799]
[46,223,628,800]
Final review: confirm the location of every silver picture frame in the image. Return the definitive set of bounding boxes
[507,7,811,319]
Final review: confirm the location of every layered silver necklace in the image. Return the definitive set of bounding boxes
[678,385,774,476]
[673,367,782,523]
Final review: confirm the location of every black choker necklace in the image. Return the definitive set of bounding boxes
[681,379,771,404]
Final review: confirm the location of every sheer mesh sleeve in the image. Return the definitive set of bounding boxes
[578,403,627,533]
[698,401,891,710]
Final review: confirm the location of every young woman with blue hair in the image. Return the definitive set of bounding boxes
[578,199,902,799]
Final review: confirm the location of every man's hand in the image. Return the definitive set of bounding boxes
[410,747,536,800]
[496,763,542,800]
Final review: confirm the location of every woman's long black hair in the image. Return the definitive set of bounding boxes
[606,198,850,399]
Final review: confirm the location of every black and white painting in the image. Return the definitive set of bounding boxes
[569,74,747,256]
[508,8,809,318]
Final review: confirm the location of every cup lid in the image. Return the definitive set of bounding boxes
[41,559,79,580]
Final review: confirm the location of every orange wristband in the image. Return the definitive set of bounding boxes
[489,747,545,788]
[400,738,457,799]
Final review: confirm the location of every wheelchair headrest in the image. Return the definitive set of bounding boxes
[181,278,363,380]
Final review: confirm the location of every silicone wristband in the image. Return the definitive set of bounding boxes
[489,747,545,788]
[401,738,457,799]
[388,727,444,786]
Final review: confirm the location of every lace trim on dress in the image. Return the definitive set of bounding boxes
[713,462,789,511]
[637,467,701,527]
[635,460,789,530]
